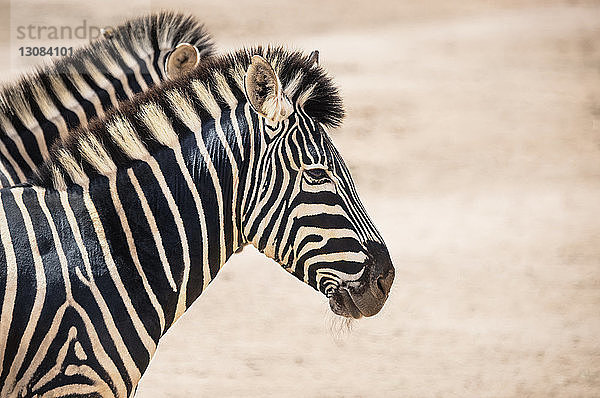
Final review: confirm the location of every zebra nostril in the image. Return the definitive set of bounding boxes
[373,266,394,298]
[364,241,395,300]
[376,277,386,295]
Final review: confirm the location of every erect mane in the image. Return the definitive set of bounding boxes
[0,11,213,125]
[223,46,345,128]
[32,46,345,189]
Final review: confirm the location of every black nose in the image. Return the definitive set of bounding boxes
[365,241,395,299]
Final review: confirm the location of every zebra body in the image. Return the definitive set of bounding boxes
[0,47,394,396]
[0,12,213,188]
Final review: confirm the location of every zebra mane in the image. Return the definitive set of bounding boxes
[0,11,213,125]
[232,47,345,128]
[32,46,345,189]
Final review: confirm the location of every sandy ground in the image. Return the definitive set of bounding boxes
[1,0,600,396]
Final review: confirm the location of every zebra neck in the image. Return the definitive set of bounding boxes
[70,105,253,333]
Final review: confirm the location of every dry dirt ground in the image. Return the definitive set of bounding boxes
[1,0,600,397]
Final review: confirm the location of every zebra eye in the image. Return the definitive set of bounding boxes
[304,168,330,182]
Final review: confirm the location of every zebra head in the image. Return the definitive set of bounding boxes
[241,51,394,318]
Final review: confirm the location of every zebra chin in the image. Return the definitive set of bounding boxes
[328,241,395,319]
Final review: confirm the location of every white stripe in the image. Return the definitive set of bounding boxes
[30,81,70,143]
[294,226,362,260]
[172,143,212,305]
[316,268,365,290]
[214,72,244,158]
[214,115,240,251]
[3,91,51,164]
[229,108,245,160]
[139,53,161,85]
[84,60,119,108]
[240,103,255,233]
[113,41,149,92]
[99,50,134,99]
[156,51,170,80]
[279,181,303,265]
[50,75,88,129]
[0,153,14,187]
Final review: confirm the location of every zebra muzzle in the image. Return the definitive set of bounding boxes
[329,241,395,318]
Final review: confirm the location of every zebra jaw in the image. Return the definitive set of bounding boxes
[326,276,365,319]
[329,289,363,319]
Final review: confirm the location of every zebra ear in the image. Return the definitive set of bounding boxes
[165,43,200,79]
[308,50,319,67]
[244,55,293,123]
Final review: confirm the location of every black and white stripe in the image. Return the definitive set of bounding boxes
[0,11,213,188]
[0,47,394,396]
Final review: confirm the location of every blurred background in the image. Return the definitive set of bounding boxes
[1,0,600,396]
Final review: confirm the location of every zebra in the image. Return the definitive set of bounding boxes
[0,46,395,396]
[0,11,214,189]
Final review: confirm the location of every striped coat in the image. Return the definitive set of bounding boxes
[0,47,394,396]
